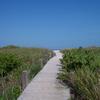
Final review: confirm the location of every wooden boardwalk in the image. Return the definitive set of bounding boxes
[18,50,70,100]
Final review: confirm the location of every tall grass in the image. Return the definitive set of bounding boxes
[58,47,100,100]
[0,46,54,100]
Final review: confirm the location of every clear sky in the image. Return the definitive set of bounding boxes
[0,0,100,49]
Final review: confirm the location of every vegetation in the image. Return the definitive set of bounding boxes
[0,45,54,100]
[58,47,100,100]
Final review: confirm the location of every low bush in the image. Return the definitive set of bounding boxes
[0,52,23,77]
[58,47,100,100]
[60,48,98,72]
[0,47,54,100]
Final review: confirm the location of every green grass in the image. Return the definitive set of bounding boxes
[0,46,54,100]
[58,47,100,100]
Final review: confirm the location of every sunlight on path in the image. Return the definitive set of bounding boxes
[18,50,70,100]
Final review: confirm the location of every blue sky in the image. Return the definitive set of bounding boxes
[0,0,100,49]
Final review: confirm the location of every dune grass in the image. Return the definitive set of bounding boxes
[58,47,100,100]
[0,46,54,100]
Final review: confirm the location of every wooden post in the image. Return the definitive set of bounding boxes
[21,70,29,90]
[40,59,43,68]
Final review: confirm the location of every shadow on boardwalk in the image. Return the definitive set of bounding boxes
[18,50,70,100]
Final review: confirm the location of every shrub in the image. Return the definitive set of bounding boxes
[2,45,20,49]
[0,47,54,100]
[0,53,23,77]
[60,48,98,72]
[58,47,100,100]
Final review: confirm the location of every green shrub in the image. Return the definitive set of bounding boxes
[60,48,98,72]
[0,47,53,100]
[58,47,100,100]
[29,64,42,79]
[2,45,20,49]
[0,53,23,77]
